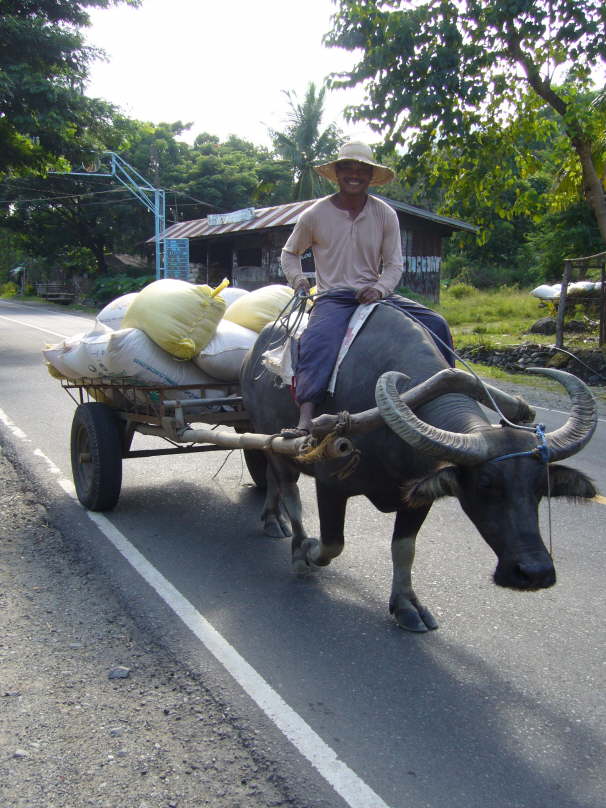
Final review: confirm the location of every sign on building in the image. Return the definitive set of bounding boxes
[207,208,255,227]
[164,238,190,279]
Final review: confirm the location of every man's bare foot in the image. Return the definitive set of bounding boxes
[281,401,314,439]
[280,426,310,439]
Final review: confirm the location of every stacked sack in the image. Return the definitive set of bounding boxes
[43,279,298,393]
[195,284,295,380]
[531,281,604,300]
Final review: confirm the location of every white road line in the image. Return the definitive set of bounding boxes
[87,510,391,808]
[0,409,392,808]
[0,313,73,339]
[532,404,606,424]
[0,407,31,441]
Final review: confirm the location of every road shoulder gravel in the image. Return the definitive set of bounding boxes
[0,445,296,808]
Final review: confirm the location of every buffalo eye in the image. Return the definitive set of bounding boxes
[477,471,494,490]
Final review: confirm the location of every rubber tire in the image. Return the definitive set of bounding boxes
[70,403,123,511]
[243,449,267,489]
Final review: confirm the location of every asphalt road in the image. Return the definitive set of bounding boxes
[1,298,605,808]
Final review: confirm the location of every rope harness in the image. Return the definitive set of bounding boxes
[294,412,361,479]
[491,424,550,464]
[490,425,554,557]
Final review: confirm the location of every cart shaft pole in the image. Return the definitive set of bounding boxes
[135,423,353,459]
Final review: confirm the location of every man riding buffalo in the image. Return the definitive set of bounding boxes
[280,140,454,438]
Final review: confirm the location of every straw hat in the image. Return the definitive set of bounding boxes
[314,141,395,186]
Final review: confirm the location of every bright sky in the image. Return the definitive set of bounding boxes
[85,0,376,149]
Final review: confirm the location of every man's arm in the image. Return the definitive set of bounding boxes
[281,214,312,293]
[373,205,404,297]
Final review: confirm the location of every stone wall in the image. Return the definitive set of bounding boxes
[456,342,606,387]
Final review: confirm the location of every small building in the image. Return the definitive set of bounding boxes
[153,196,477,302]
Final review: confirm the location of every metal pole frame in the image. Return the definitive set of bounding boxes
[53,151,166,280]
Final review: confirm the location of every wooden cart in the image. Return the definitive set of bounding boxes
[62,377,354,512]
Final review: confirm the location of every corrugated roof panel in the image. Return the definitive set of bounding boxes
[150,197,476,242]
[151,200,318,242]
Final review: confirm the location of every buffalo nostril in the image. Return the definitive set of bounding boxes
[514,561,556,588]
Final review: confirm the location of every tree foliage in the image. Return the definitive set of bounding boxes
[0,0,139,176]
[326,0,606,242]
[269,82,344,200]
[0,116,293,278]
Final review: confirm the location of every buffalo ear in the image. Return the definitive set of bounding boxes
[543,464,597,501]
[403,466,461,507]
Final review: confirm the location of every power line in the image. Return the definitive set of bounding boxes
[0,187,137,205]
[1,185,218,210]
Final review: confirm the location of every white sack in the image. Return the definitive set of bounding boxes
[568,281,596,296]
[105,328,223,399]
[261,313,308,381]
[530,284,561,300]
[193,320,257,381]
[219,287,249,307]
[43,321,114,379]
[96,292,139,330]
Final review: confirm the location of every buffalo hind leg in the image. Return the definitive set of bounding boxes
[390,507,438,632]
[301,481,346,567]
[262,458,311,572]
[261,461,292,539]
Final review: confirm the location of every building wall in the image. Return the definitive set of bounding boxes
[191,221,447,300]
[398,219,443,302]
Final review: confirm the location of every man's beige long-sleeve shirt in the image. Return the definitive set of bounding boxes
[280,194,403,297]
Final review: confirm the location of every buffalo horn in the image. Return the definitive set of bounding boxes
[525,368,597,461]
[375,372,494,465]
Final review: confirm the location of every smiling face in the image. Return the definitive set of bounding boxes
[334,159,374,197]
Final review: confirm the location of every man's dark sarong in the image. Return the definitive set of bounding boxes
[294,289,455,405]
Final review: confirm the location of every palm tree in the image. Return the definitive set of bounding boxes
[270,82,344,201]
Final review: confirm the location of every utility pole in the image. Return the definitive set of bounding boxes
[55,151,166,280]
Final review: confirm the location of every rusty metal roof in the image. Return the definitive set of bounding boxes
[152,199,316,242]
[150,196,477,242]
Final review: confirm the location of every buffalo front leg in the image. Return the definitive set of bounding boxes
[390,506,438,632]
[301,480,346,567]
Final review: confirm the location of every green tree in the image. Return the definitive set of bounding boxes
[181,134,291,212]
[0,123,294,278]
[326,0,606,244]
[0,0,140,176]
[269,82,344,200]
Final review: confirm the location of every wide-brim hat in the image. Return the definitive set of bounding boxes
[314,141,395,186]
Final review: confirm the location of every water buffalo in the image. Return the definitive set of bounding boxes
[240,304,597,631]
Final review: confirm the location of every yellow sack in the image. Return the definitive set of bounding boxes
[307,285,317,311]
[223,284,294,333]
[122,278,228,360]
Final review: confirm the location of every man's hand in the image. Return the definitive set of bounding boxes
[294,278,311,296]
[356,286,382,304]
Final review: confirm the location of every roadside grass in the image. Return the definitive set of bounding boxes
[435,285,553,349]
[430,285,605,398]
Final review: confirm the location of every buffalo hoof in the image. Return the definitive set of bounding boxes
[390,598,438,633]
[301,537,333,567]
[262,508,291,539]
[291,538,327,575]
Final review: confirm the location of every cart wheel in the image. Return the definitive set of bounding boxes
[70,403,123,511]
[243,449,267,489]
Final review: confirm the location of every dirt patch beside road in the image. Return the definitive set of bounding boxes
[0,445,296,808]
